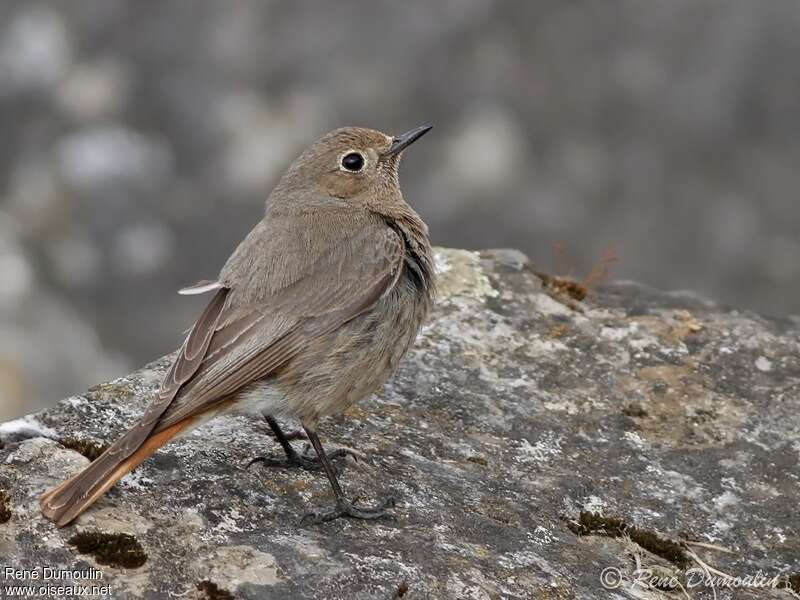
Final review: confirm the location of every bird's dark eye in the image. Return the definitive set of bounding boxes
[341,152,365,172]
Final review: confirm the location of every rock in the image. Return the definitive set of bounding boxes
[0,7,71,97]
[55,125,174,194]
[0,247,798,599]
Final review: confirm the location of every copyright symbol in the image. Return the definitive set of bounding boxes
[600,566,622,589]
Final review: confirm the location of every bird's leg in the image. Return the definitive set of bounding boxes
[265,415,305,457]
[300,425,395,525]
[247,415,350,472]
[271,417,307,442]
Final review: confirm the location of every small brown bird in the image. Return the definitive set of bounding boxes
[41,125,435,527]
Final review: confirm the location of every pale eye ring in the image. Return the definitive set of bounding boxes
[340,151,365,172]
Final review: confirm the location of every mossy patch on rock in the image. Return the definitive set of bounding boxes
[567,511,689,568]
[196,580,235,600]
[68,531,147,569]
[391,581,409,598]
[60,437,108,462]
[0,489,11,523]
[621,402,647,417]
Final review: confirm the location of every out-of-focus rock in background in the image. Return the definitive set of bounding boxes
[0,217,128,421]
[1,1,799,418]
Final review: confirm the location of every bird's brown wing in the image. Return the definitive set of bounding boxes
[153,220,405,430]
[40,286,230,525]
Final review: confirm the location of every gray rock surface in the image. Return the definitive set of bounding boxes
[0,247,798,599]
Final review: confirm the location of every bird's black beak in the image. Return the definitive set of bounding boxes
[385,125,433,157]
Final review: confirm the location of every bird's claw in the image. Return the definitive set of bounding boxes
[300,495,396,525]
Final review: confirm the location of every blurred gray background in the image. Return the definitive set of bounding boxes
[1,0,799,420]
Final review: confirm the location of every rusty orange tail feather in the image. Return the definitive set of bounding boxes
[40,417,197,528]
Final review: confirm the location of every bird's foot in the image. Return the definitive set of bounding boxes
[246,446,351,473]
[300,495,396,525]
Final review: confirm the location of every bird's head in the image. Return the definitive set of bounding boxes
[271,125,432,207]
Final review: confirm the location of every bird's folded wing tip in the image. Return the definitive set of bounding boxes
[178,280,224,295]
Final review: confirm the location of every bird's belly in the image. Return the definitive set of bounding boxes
[226,316,414,424]
[268,287,428,425]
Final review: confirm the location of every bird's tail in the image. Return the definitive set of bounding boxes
[40,417,197,527]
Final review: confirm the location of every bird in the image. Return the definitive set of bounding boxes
[40,125,435,527]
